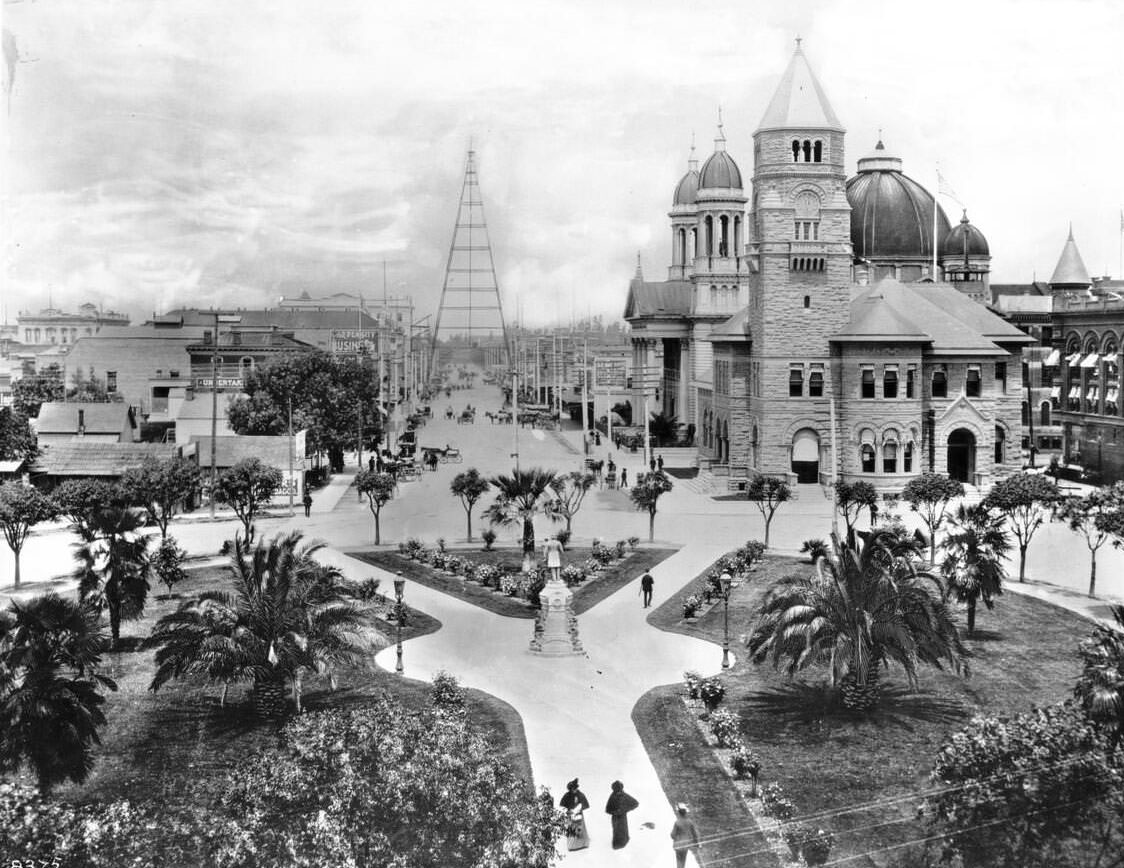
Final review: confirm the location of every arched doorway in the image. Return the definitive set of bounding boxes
[791,428,821,483]
[947,428,976,483]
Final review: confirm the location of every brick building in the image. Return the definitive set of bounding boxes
[625,42,1030,491]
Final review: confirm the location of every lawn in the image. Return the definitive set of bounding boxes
[636,553,1094,868]
[357,544,678,617]
[35,563,534,812]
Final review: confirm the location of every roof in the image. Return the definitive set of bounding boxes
[705,308,752,342]
[33,442,181,477]
[993,295,1054,315]
[188,434,298,468]
[623,280,693,319]
[756,43,844,133]
[0,459,25,474]
[991,282,1049,299]
[673,168,700,206]
[34,402,135,433]
[941,212,990,258]
[175,393,241,421]
[1048,228,1091,288]
[167,308,381,330]
[832,279,1034,354]
[699,147,743,190]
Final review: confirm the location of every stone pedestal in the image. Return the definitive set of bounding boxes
[529,579,583,656]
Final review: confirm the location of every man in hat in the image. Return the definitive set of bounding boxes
[670,802,701,867]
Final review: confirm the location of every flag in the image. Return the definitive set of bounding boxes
[1119,208,1123,232]
[936,168,963,206]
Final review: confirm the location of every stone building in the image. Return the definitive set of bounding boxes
[625,42,1030,491]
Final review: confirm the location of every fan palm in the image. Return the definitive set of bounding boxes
[1074,604,1124,748]
[746,531,966,711]
[74,506,152,648]
[145,531,382,717]
[939,503,1010,636]
[0,593,116,794]
[483,468,559,556]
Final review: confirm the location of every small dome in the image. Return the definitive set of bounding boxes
[673,169,699,206]
[699,151,742,190]
[846,141,950,260]
[941,211,989,258]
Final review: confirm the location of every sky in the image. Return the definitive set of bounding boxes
[2,0,1123,329]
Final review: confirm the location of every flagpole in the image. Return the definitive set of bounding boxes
[932,167,940,281]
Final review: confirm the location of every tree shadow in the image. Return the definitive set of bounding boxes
[964,628,1004,642]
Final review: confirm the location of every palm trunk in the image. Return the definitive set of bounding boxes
[253,674,287,719]
[967,596,977,636]
[840,667,880,711]
[292,672,304,714]
[219,683,229,707]
[522,517,535,554]
[108,601,121,649]
[648,509,655,542]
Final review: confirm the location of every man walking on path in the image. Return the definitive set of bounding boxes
[620,467,628,489]
[302,491,313,518]
[657,454,664,472]
[640,571,654,608]
[670,803,701,868]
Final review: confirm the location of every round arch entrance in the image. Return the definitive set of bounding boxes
[947,428,976,483]
[791,428,821,483]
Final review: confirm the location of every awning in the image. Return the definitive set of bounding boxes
[1080,353,1101,368]
[1104,353,1119,365]
[1068,386,1081,399]
[1108,388,1119,404]
[1043,349,1061,367]
[1087,387,1099,401]
[1050,386,1061,399]
[1065,352,1082,366]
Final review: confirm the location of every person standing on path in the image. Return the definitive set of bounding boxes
[640,571,654,608]
[649,456,657,473]
[620,467,628,489]
[302,491,313,518]
[670,803,701,868]
[657,454,665,472]
[605,780,639,849]
[559,778,591,851]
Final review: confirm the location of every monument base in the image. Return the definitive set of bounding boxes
[529,578,583,656]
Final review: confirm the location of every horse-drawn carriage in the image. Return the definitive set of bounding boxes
[485,409,513,424]
[421,445,463,465]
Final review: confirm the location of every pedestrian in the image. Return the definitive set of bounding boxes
[657,454,665,472]
[640,571,653,607]
[620,467,628,488]
[559,778,590,851]
[607,457,616,475]
[368,456,376,472]
[605,780,639,849]
[649,456,657,473]
[594,431,602,446]
[670,803,701,868]
[302,490,313,518]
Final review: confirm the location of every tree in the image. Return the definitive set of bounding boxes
[545,470,596,534]
[925,702,1122,868]
[146,531,381,717]
[984,473,1061,582]
[939,503,1010,636]
[10,363,64,418]
[484,468,559,559]
[629,470,674,542]
[648,411,679,446]
[744,474,792,548]
[450,468,491,540]
[217,700,565,867]
[0,593,117,794]
[1075,604,1124,748]
[0,482,57,588]
[152,535,188,596]
[53,478,126,542]
[1054,484,1124,597]
[356,470,396,545]
[120,456,201,539]
[834,480,879,547]
[213,457,283,544]
[901,472,965,563]
[73,506,152,648]
[227,351,384,473]
[0,407,37,463]
[746,531,965,711]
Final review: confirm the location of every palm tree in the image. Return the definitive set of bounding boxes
[484,468,558,567]
[146,531,382,717]
[74,506,153,649]
[1074,604,1124,748]
[648,411,679,446]
[746,531,966,711]
[0,593,117,794]
[939,503,1010,637]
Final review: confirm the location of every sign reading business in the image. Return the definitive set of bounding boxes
[332,329,380,355]
[195,376,245,390]
[593,357,628,391]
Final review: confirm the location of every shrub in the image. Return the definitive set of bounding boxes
[153,535,188,595]
[219,539,233,556]
[682,593,702,619]
[799,538,829,564]
[430,552,447,570]
[761,782,797,821]
[708,708,742,748]
[742,540,767,568]
[560,564,586,587]
[353,577,383,601]
[783,824,811,859]
[404,538,425,559]
[436,537,447,553]
[698,676,726,712]
[627,536,640,550]
[474,564,500,587]
[481,529,497,551]
[555,529,571,548]
[527,573,547,607]
[592,546,615,566]
[499,574,521,596]
[801,828,836,866]
[614,540,627,558]
[582,557,602,574]
[430,670,466,715]
[730,745,761,780]
[683,670,703,699]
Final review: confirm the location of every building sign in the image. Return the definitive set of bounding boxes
[195,376,244,390]
[332,329,380,355]
[593,357,627,390]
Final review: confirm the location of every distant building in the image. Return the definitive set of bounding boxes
[33,402,139,447]
[17,302,129,347]
[30,441,188,490]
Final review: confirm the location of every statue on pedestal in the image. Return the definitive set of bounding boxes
[529,535,583,656]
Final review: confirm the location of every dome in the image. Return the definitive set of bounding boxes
[673,168,699,206]
[846,141,950,260]
[941,211,989,258]
[699,150,742,190]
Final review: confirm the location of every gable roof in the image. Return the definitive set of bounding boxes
[33,442,182,477]
[706,308,753,342]
[34,402,135,433]
[623,280,693,319]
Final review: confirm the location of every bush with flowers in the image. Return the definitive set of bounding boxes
[560,564,586,587]
[473,564,501,587]
[682,593,702,619]
[708,709,742,748]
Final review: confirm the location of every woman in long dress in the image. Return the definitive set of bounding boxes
[559,778,590,851]
[605,780,639,849]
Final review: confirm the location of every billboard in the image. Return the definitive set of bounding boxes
[332,329,380,355]
[593,357,628,390]
[194,376,244,390]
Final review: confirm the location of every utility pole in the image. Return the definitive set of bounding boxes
[581,338,589,453]
[288,397,295,517]
[209,311,242,519]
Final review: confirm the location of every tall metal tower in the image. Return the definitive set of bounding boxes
[429,148,512,376]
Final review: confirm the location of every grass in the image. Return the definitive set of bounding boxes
[27,563,534,811]
[636,553,1095,868]
[357,545,678,617]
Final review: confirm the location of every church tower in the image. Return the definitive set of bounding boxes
[745,40,852,474]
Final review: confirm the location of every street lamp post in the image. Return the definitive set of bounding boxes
[394,574,405,675]
[720,571,733,669]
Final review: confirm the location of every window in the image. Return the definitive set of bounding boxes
[904,441,914,473]
[808,369,824,397]
[995,362,1007,394]
[714,360,731,396]
[994,426,1006,464]
[860,444,876,473]
[789,366,804,397]
[804,295,810,309]
[861,368,875,399]
[883,440,898,474]
[1021,401,1029,425]
[966,366,981,397]
[106,371,117,393]
[906,366,916,398]
[932,368,948,398]
[1040,402,1051,426]
[883,367,899,399]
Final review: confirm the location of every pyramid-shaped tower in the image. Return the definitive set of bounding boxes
[1048,226,1092,291]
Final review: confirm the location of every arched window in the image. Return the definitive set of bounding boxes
[752,424,759,467]
[861,444,876,473]
[691,227,698,258]
[804,295,811,309]
[904,441,914,473]
[932,368,948,398]
[1040,402,1051,426]
[705,216,714,255]
[677,228,686,265]
[802,140,812,162]
[994,425,1006,464]
[813,140,823,162]
[883,440,898,473]
[719,215,729,256]
[792,140,801,162]
[733,215,741,253]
